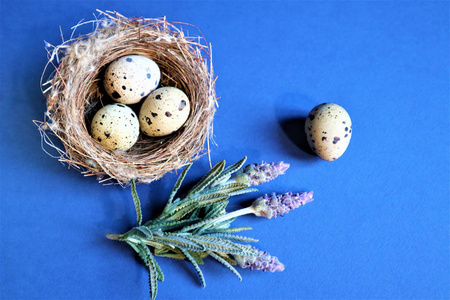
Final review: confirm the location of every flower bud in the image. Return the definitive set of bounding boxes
[234,248,285,272]
[251,191,314,219]
[234,162,290,186]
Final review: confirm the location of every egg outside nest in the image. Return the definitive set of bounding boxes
[36,10,217,186]
[304,103,352,161]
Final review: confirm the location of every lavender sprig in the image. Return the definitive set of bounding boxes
[234,161,290,186]
[210,191,314,224]
[108,157,314,300]
[234,248,285,272]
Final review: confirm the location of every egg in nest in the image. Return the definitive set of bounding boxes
[91,103,140,151]
[139,87,190,137]
[103,55,161,105]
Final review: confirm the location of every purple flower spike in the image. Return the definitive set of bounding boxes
[251,191,314,219]
[235,161,290,186]
[234,248,285,272]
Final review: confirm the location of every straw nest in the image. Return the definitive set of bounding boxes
[35,10,217,186]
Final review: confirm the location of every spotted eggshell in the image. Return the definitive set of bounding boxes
[304,103,352,161]
[91,103,140,151]
[103,55,161,104]
[139,87,190,137]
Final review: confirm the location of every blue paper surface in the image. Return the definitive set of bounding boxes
[1,1,449,299]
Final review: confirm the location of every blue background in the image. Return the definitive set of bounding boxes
[1,1,449,299]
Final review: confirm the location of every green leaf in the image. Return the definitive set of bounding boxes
[179,214,221,233]
[209,182,249,195]
[190,201,231,234]
[213,157,247,186]
[144,218,201,231]
[205,226,253,234]
[147,252,159,300]
[196,193,229,207]
[191,195,229,223]
[165,192,228,222]
[134,226,154,240]
[155,263,164,281]
[186,215,239,235]
[187,160,226,197]
[228,188,259,197]
[202,201,216,215]
[211,217,237,231]
[188,207,202,220]
[180,248,206,288]
[187,236,245,255]
[203,201,228,220]
[153,233,205,252]
[198,236,254,253]
[166,201,200,221]
[213,252,238,265]
[188,251,205,265]
[167,163,192,204]
[131,179,142,227]
[171,198,198,214]
[206,233,259,243]
[208,251,242,281]
[125,240,141,254]
[135,241,161,299]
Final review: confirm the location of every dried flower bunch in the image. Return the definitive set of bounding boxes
[35,10,216,185]
[108,157,314,299]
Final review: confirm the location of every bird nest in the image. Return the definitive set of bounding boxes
[35,10,217,186]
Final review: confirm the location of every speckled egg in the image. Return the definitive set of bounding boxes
[103,55,161,104]
[139,87,190,137]
[90,103,140,151]
[304,103,352,161]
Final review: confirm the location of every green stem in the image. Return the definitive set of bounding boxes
[178,206,255,233]
[210,206,255,226]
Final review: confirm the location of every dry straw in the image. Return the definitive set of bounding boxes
[35,10,217,186]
